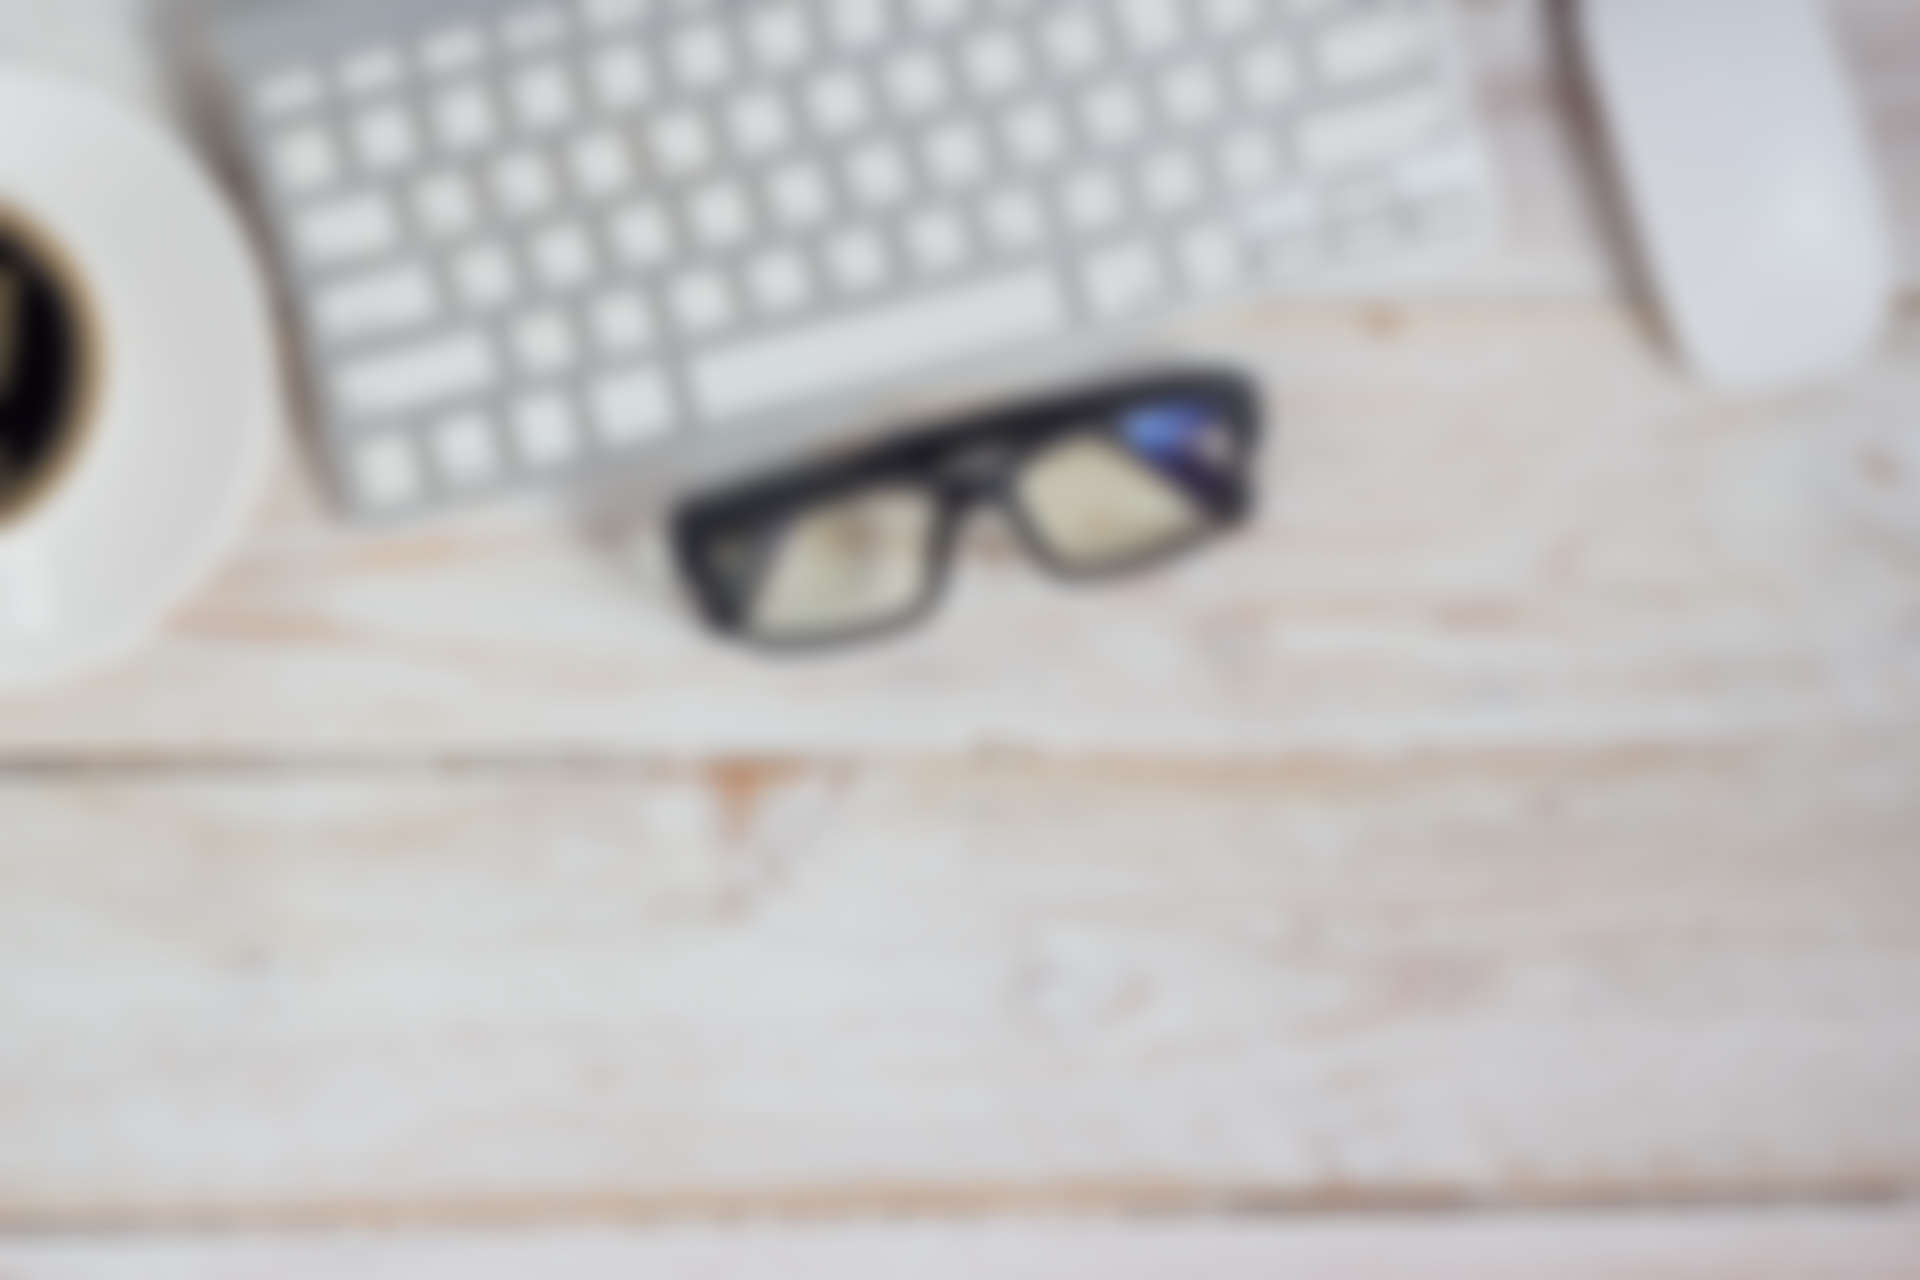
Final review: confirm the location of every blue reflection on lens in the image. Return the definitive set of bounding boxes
[1121,399,1238,506]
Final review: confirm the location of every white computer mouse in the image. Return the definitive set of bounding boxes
[1578,0,1896,392]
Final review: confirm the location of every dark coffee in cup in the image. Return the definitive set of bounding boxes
[0,207,95,527]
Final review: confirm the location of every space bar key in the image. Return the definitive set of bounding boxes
[691,269,1071,423]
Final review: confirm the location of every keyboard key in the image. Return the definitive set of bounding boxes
[1268,232,1326,283]
[687,181,754,249]
[588,290,654,353]
[1417,197,1491,258]
[502,5,569,52]
[433,83,500,151]
[512,62,578,131]
[511,391,582,467]
[432,410,503,486]
[1221,127,1281,187]
[511,307,579,372]
[1298,87,1447,171]
[590,44,652,109]
[1204,0,1261,36]
[1003,99,1067,168]
[692,268,1068,420]
[609,199,676,268]
[826,227,893,293]
[1238,42,1302,107]
[492,150,558,218]
[296,191,397,264]
[592,366,675,443]
[911,0,969,31]
[650,109,714,175]
[339,45,403,97]
[413,171,479,238]
[905,208,970,275]
[766,160,833,229]
[529,221,597,291]
[568,129,635,196]
[453,241,522,309]
[272,124,339,193]
[982,188,1047,251]
[1160,61,1224,127]
[924,120,990,189]
[728,90,794,156]
[1241,186,1321,239]
[352,433,423,508]
[669,270,737,334]
[1178,220,1243,295]
[746,248,814,314]
[1117,0,1180,53]
[1040,11,1105,76]
[1265,230,1325,281]
[1317,11,1432,84]
[1061,168,1125,233]
[1326,181,1393,225]
[1329,212,1404,263]
[743,5,808,72]
[1084,240,1165,317]
[338,330,496,417]
[1082,81,1147,148]
[1389,139,1492,203]
[846,139,912,209]
[256,66,323,117]
[831,0,891,50]
[807,69,873,138]
[352,103,418,172]
[316,263,439,342]
[580,0,646,31]
[671,22,735,90]
[884,50,951,117]
[1142,148,1205,213]
[421,25,486,76]
[962,30,1029,99]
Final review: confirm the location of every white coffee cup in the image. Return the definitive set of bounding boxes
[0,533,54,631]
[0,198,103,639]
[0,68,279,690]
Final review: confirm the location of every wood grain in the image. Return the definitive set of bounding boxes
[4,733,1917,1224]
[4,1211,1919,1280]
[1,300,1917,756]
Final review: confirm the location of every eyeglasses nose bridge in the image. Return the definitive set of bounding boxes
[937,440,1021,501]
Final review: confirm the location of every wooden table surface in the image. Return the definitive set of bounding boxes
[4,1,1920,1275]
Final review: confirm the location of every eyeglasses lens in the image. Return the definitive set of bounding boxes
[1014,398,1243,571]
[742,485,940,641]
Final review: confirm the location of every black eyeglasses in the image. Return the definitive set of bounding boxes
[672,367,1263,649]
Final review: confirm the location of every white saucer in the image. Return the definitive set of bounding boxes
[0,69,280,691]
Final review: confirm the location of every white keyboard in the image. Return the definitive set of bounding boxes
[215,0,1498,519]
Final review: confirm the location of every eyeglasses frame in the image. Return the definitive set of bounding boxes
[672,366,1265,651]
